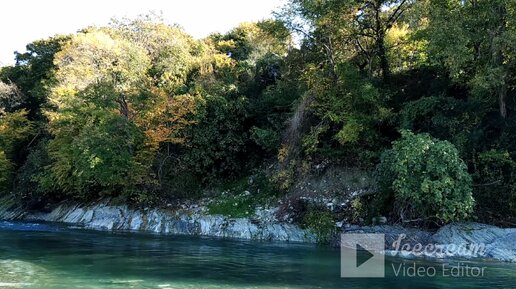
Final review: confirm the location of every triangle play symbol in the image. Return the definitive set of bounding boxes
[356,244,374,268]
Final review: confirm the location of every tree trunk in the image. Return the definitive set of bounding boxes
[492,3,507,119]
[374,0,390,82]
[377,32,390,81]
[499,81,507,119]
[118,94,129,119]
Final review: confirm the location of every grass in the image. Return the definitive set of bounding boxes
[207,173,281,218]
[207,192,256,218]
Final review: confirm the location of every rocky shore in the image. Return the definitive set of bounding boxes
[0,202,315,243]
[0,201,514,262]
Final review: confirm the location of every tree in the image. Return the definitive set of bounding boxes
[210,21,291,63]
[42,18,253,199]
[0,81,25,114]
[376,130,474,223]
[0,110,34,192]
[0,35,70,120]
[43,30,153,197]
[354,0,412,80]
[44,96,148,197]
[177,94,248,178]
[425,0,516,119]
[108,14,197,94]
[278,0,411,80]
[0,110,35,158]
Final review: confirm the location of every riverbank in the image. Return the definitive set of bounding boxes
[0,200,514,262]
[0,201,315,243]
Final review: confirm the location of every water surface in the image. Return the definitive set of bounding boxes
[0,221,513,288]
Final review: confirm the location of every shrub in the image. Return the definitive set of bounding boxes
[301,205,335,244]
[376,130,474,223]
[250,126,280,152]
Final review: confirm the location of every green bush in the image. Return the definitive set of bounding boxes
[376,130,474,223]
[301,206,335,244]
[250,126,280,152]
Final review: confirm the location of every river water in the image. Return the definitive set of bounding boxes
[0,221,514,288]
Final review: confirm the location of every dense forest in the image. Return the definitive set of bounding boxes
[0,0,515,228]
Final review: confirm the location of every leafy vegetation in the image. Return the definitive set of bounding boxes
[208,173,280,218]
[301,206,336,244]
[1,0,515,226]
[376,130,474,224]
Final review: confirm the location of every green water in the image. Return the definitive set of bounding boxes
[0,222,514,288]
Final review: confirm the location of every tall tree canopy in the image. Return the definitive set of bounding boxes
[0,5,514,224]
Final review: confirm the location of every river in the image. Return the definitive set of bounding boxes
[0,221,514,288]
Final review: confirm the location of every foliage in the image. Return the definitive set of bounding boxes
[301,205,335,244]
[376,130,474,223]
[44,104,148,197]
[208,173,279,218]
[0,81,25,114]
[0,109,35,193]
[176,95,248,179]
[14,141,51,205]
[0,35,70,120]
[43,28,154,198]
[207,192,256,218]
[472,150,516,223]
[0,109,35,190]
[399,95,478,154]
[298,63,391,166]
[424,0,516,119]
[0,110,35,157]
[250,126,280,152]
[0,4,515,227]
[386,23,428,73]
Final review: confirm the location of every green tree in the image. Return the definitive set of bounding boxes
[0,110,34,192]
[177,94,248,178]
[279,0,411,80]
[425,0,516,119]
[0,35,70,120]
[44,96,147,197]
[376,130,474,223]
[108,14,197,94]
[43,30,153,197]
[0,110,35,158]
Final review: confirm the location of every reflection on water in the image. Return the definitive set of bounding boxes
[0,259,45,287]
[0,221,514,288]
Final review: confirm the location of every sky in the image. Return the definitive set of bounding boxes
[0,0,286,66]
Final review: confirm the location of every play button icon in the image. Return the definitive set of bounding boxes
[341,233,385,278]
[356,243,375,268]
